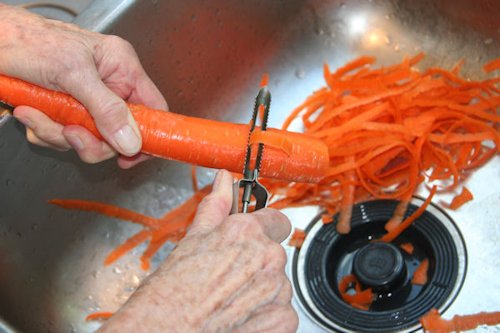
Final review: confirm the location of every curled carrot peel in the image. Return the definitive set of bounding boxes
[447,186,473,210]
[248,130,294,156]
[0,74,328,183]
[412,258,429,285]
[420,308,500,333]
[338,275,374,311]
[85,311,114,321]
[379,186,437,243]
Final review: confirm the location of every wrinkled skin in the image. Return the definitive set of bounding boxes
[99,170,298,333]
[0,4,167,168]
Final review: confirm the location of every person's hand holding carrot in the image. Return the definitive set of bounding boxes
[0,4,167,168]
[98,170,299,333]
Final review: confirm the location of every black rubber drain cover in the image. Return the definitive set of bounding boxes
[291,198,467,333]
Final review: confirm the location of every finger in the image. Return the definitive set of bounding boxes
[57,67,142,157]
[117,153,152,169]
[188,170,234,233]
[97,36,168,111]
[250,208,292,243]
[63,125,117,163]
[128,71,168,111]
[14,106,71,150]
[235,305,298,333]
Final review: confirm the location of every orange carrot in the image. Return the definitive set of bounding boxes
[288,228,306,248]
[0,74,328,183]
[85,311,114,321]
[447,186,473,210]
[400,242,414,255]
[420,308,500,333]
[338,275,374,311]
[412,258,429,285]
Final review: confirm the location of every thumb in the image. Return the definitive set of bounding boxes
[189,170,234,234]
[59,68,142,156]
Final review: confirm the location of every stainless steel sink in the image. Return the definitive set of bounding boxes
[0,0,498,332]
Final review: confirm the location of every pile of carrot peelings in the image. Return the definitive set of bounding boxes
[264,53,499,237]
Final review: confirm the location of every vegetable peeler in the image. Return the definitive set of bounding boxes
[230,85,271,214]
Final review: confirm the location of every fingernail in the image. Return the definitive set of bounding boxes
[213,170,225,191]
[113,124,141,156]
[65,133,85,151]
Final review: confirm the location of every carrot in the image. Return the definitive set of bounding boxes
[379,186,437,243]
[288,228,306,248]
[0,74,328,183]
[420,308,500,333]
[447,186,473,210]
[399,242,414,254]
[338,275,374,311]
[85,311,114,321]
[412,258,429,285]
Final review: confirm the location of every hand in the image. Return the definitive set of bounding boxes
[0,4,167,168]
[99,170,298,333]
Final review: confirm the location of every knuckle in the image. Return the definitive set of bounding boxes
[103,35,135,54]
[267,243,287,268]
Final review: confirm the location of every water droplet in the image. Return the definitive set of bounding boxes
[131,275,140,286]
[86,295,93,300]
[104,232,110,239]
[315,27,324,36]
[295,68,306,79]
[393,43,400,52]
[484,38,493,45]
[113,266,123,275]
[92,270,100,279]
[31,224,39,231]
[384,35,392,45]
[5,179,14,186]
[16,231,22,238]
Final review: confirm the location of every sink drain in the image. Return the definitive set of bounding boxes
[291,198,467,333]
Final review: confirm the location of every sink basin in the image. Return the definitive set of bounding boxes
[0,0,498,332]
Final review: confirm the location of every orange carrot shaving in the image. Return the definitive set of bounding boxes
[85,311,114,321]
[420,308,500,333]
[447,186,473,210]
[412,258,429,285]
[338,275,374,310]
[262,55,498,231]
[259,73,270,87]
[380,186,437,243]
[321,214,334,224]
[399,242,414,255]
[249,129,294,156]
[288,228,306,248]
[50,185,211,270]
[483,58,500,73]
